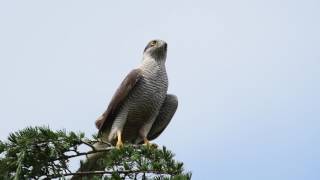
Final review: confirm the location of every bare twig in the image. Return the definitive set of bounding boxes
[52,146,115,161]
[80,140,96,150]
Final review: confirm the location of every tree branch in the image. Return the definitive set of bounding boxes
[47,169,176,178]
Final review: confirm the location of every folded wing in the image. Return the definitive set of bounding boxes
[95,69,142,135]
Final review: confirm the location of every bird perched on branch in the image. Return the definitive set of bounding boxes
[95,39,178,147]
[72,40,178,178]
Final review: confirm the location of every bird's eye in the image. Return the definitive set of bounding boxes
[150,41,157,46]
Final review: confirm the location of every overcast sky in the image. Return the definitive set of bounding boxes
[0,0,320,179]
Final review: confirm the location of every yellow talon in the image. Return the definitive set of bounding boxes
[143,137,150,146]
[143,138,157,148]
[116,140,123,149]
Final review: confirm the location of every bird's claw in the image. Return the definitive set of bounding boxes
[143,138,157,148]
[116,140,124,149]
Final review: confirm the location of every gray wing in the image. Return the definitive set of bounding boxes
[95,69,142,135]
[147,94,178,141]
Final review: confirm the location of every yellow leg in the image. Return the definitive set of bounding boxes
[116,130,123,149]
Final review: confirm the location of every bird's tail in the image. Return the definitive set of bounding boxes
[71,142,108,180]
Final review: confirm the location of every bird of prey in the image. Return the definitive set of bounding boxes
[72,39,178,179]
[95,39,178,148]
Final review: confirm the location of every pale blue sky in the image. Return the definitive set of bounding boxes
[0,0,320,179]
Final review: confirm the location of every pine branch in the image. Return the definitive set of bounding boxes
[48,169,176,178]
[52,146,114,161]
[0,126,191,180]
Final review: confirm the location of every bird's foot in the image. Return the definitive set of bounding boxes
[116,140,123,149]
[143,138,157,148]
[143,137,150,146]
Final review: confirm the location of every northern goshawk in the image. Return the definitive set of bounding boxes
[95,39,178,147]
[72,40,178,176]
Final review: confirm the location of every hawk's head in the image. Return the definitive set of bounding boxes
[143,39,167,60]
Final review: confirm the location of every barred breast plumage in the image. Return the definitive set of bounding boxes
[120,59,168,143]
